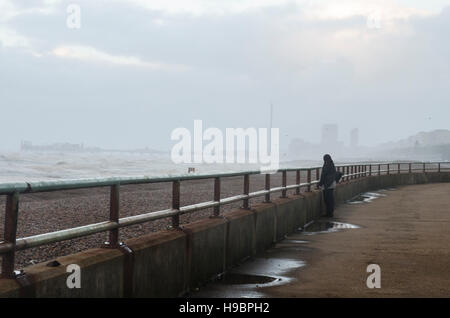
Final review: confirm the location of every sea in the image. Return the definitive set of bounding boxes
[0,151,321,183]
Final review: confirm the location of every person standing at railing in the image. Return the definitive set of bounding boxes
[318,154,337,217]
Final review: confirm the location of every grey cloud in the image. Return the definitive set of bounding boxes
[0,1,449,152]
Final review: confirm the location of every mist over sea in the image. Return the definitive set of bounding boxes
[0,151,322,183]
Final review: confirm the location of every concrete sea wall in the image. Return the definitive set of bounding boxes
[1,172,449,297]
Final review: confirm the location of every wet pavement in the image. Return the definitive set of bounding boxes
[262,184,450,297]
[189,246,307,298]
[190,219,371,297]
[189,189,396,298]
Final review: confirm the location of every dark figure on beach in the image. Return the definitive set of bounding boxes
[318,154,337,217]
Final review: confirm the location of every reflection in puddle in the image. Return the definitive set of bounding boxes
[347,191,387,204]
[282,239,309,244]
[191,257,306,298]
[301,221,360,235]
[217,273,278,285]
[233,258,306,278]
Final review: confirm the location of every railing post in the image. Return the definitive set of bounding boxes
[378,164,381,176]
[423,163,426,173]
[438,163,441,173]
[296,170,300,195]
[369,165,372,176]
[398,163,401,174]
[307,169,312,191]
[213,177,221,216]
[1,192,19,279]
[409,163,412,173]
[243,174,250,209]
[281,170,287,198]
[265,174,271,203]
[172,180,181,227]
[350,166,354,179]
[387,164,390,175]
[316,168,320,183]
[107,184,120,247]
[346,166,349,181]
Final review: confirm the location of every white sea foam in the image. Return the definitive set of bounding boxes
[1,151,315,183]
[0,151,324,183]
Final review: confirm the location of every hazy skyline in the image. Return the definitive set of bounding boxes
[1,0,450,151]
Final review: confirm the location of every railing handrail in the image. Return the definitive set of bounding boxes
[0,161,449,278]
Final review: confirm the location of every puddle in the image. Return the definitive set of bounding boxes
[191,257,306,298]
[347,191,387,204]
[301,221,360,235]
[190,218,358,297]
[282,239,309,244]
[233,258,306,278]
[217,273,278,285]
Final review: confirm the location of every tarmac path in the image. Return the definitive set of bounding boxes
[264,183,450,297]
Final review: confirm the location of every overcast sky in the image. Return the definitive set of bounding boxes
[1,0,449,151]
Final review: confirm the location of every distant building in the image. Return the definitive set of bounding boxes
[321,124,338,146]
[350,128,359,148]
[288,124,351,160]
[20,140,32,150]
[21,140,84,152]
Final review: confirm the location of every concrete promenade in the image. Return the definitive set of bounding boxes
[2,173,449,298]
[263,183,450,297]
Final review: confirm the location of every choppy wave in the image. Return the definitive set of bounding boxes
[0,151,319,183]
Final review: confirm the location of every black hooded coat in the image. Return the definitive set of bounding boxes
[319,159,337,189]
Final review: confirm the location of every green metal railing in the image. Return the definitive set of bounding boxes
[0,161,448,278]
